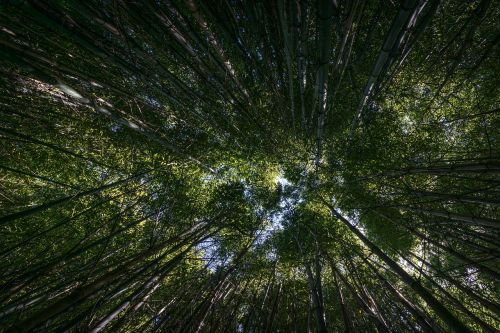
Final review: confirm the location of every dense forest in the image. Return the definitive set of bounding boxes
[0,1,498,332]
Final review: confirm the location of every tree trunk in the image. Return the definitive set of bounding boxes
[322,199,472,333]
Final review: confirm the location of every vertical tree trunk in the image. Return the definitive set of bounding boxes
[295,235,328,333]
[322,199,472,333]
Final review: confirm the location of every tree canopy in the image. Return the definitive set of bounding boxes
[0,0,498,332]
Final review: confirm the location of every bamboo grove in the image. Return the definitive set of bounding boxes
[0,0,498,332]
